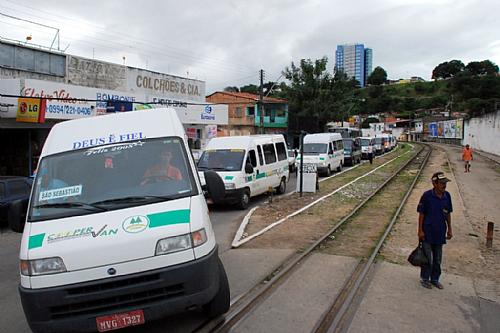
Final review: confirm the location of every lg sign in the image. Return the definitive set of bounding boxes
[19,102,38,114]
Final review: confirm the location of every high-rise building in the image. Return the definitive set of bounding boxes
[335,44,373,87]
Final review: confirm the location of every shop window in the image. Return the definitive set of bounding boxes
[276,142,287,161]
[246,106,255,116]
[263,144,277,164]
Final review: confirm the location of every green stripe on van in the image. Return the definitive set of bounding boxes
[256,173,266,179]
[147,210,190,228]
[224,176,234,180]
[28,233,45,250]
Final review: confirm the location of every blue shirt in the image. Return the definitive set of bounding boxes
[417,189,453,245]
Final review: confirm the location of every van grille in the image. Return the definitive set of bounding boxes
[51,284,184,319]
[67,273,161,295]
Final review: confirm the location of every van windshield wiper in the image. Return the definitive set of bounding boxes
[207,167,232,171]
[33,202,108,212]
[92,195,186,206]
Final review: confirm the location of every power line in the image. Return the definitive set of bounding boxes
[0,19,256,79]
[0,1,256,73]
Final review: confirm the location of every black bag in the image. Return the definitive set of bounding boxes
[407,241,429,267]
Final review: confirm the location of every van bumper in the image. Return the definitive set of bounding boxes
[19,247,220,333]
[223,188,246,204]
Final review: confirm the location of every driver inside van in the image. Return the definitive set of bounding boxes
[141,148,183,185]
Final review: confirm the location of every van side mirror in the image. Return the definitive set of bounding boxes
[204,171,225,204]
[8,199,28,233]
[245,163,254,174]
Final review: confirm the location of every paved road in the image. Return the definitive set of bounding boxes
[0,172,300,333]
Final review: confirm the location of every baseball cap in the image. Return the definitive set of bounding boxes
[431,172,451,183]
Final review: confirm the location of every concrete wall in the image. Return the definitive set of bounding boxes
[463,110,500,156]
[1,67,66,82]
[67,55,127,91]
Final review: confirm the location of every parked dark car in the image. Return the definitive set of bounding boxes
[0,176,33,232]
[342,138,362,166]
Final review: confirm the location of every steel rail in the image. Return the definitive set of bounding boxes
[314,144,432,333]
[193,144,427,333]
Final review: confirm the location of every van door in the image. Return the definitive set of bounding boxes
[328,142,334,169]
[254,145,266,195]
[334,139,344,168]
[261,143,278,194]
[245,149,260,195]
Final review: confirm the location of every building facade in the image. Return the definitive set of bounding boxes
[0,40,227,176]
[335,44,373,87]
[206,92,288,137]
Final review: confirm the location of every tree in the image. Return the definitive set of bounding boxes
[465,60,499,76]
[367,66,387,85]
[432,60,465,79]
[224,86,239,92]
[282,57,358,133]
[239,84,259,94]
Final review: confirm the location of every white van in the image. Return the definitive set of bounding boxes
[378,133,392,152]
[15,108,229,333]
[359,137,374,159]
[373,136,385,155]
[197,135,289,209]
[298,133,344,176]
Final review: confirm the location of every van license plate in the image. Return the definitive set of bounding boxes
[96,310,145,332]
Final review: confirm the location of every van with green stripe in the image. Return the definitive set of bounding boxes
[15,108,229,333]
[198,135,290,209]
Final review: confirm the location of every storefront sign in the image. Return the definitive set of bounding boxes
[16,98,41,123]
[46,101,95,119]
[128,68,205,103]
[174,104,228,125]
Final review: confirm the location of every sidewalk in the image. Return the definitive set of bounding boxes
[359,143,500,332]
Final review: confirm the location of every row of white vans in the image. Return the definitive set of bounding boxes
[12,108,396,333]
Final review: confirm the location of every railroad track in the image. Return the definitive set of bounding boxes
[194,143,431,333]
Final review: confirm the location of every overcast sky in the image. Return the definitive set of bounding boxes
[1,0,499,94]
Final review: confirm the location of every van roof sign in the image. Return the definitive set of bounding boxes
[41,108,184,157]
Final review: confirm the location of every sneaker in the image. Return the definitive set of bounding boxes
[431,281,444,289]
[420,280,432,289]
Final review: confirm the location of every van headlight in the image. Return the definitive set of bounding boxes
[20,257,67,276]
[224,183,236,190]
[155,228,207,255]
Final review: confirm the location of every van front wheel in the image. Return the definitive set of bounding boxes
[237,189,250,210]
[203,259,230,318]
[337,162,343,172]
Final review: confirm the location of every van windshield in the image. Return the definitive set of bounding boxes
[374,138,383,144]
[361,139,371,146]
[197,149,245,171]
[28,137,196,222]
[303,143,327,154]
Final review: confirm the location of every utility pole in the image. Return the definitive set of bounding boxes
[259,69,264,134]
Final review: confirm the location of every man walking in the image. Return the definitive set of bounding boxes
[367,142,374,164]
[417,171,453,289]
[462,144,473,173]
